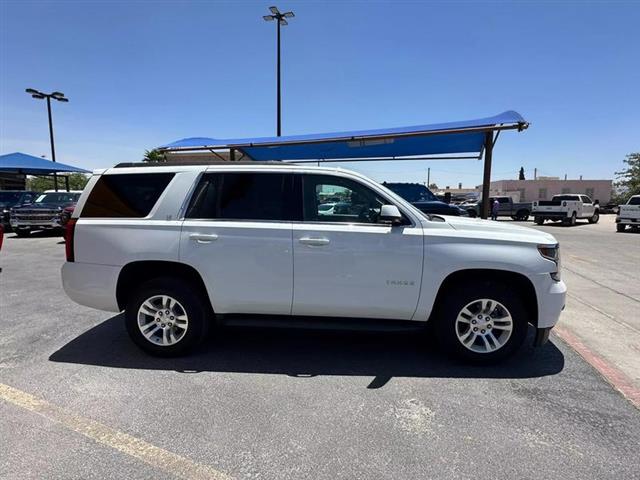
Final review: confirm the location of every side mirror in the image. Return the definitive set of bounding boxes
[379,205,403,225]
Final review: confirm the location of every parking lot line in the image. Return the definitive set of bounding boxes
[553,327,640,409]
[0,382,233,480]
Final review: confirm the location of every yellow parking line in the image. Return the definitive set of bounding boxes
[0,383,232,480]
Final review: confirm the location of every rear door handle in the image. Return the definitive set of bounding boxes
[299,237,330,246]
[190,233,218,244]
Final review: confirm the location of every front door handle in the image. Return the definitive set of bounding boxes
[190,233,218,244]
[299,237,330,246]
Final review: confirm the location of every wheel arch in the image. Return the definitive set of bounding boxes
[116,260,212,312]
[428,269,539,326]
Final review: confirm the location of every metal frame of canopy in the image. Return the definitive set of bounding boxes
[158,113,529,219]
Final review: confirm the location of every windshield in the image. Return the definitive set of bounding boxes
[34,192,80,204]
[0,192,23,203]
[629,196,640,205]
[385,184,438,202]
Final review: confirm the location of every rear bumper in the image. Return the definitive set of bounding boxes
[532,212,568,219]
[61,262,121,312]
[616,217,640,225]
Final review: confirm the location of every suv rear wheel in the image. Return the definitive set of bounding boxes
[125,277,209,356]
[434,282,528,363]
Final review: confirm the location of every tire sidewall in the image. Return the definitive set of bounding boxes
[435,282,529,363]
[125,277,209,356]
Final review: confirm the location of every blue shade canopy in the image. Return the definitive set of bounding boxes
[160,111,528,161]
[0,152,90,174]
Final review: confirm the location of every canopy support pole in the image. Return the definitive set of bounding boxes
[481,131,494,219]
[64,175,70,192]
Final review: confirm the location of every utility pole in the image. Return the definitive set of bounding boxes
[427,167,430,186]
[25,88,69,191]
[263,6,295,137]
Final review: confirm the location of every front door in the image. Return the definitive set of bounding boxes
[292,174,423,320]
[180,171,294,315]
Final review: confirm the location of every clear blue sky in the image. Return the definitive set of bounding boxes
[1,0,638,188]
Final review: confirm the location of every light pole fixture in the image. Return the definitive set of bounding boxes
[25,88,69,191]
[263,6,294,137]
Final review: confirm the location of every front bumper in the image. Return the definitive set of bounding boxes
[532,273,567,329]
[10,218,62,229]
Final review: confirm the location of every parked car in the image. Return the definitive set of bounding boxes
[382,182,467,216]
[60,204,76,227]
[10,191,82,236]
[62,163,565,363]
[598,202,619,214]
[532,194,599,226]
[616,195,640,232]
[0,190,38,231]
[466,196,532,220]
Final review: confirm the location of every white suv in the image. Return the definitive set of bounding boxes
[62,163,566,363]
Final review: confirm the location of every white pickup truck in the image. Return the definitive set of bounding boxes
[532,194,599,226]
[61,163,566,363]
[616,195,640,232]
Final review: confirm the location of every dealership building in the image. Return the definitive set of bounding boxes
[486,178,613,203]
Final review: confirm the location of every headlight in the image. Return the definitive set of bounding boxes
[538,244,561,281]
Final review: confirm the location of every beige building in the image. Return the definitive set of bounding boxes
[485,179,613,203]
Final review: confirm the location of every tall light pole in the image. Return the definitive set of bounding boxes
[25,88,69,191]
[263,6,294,137]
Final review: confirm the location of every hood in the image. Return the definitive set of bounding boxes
[441,215,557,245]
[14,203,64,210]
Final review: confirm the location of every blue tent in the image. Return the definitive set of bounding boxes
[0,152,90,174]
[159,111,528,218]
[160,111,528,162]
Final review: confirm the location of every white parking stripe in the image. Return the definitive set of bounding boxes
[0,383,233,480]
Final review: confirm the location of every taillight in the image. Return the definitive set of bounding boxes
[65,218,77,262]
[0,224,4,251]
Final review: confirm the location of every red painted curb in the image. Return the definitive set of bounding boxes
[554,325,640,409]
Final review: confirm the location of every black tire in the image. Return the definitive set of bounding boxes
[616,224,626,232]
[588,210,599,224]
[125,277,210,356]
[511,215,518,221]
[517,210,530,221]
[14,229,30,237]
[563,212,576,226]
[468,209,477,218]
[434,281,529,364]
[535,217,544,225]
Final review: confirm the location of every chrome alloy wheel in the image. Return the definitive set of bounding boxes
[137,295,189,346]
[455,298,513,353]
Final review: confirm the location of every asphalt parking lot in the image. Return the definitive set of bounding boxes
[0,215,638,480]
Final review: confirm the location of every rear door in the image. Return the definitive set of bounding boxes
[180,171,295,315]
[291,173,423,320]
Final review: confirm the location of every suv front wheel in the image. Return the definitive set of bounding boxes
[435,282,528,363]
[125,277,209,356]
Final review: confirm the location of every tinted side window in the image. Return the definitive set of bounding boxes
[82,173,174,218]
[186,173,290,221]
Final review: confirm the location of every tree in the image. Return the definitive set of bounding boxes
[428,183,438,190]
[614,152,640,201]
[143,149,166,162]
[27,173,89,192]
[518,167,525,180]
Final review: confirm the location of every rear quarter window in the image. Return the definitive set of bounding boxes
[81,173,174,218]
